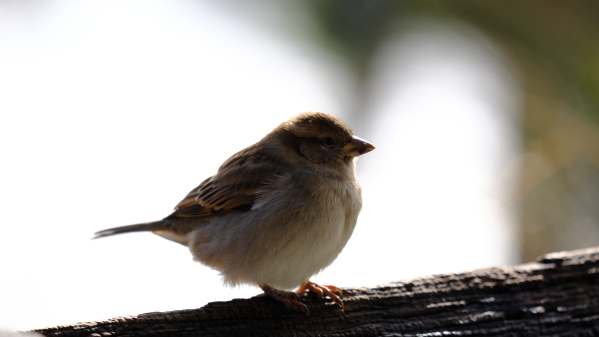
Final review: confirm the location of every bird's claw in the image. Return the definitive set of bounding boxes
[297,281,344,309]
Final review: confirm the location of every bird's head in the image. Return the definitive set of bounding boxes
[273,112,374,166]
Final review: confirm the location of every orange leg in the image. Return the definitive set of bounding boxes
[297,281,344,309]
[260,284,310,315]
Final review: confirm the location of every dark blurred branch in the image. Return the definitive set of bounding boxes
[36,246,599,337]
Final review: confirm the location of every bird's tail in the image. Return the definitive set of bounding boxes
[93,220,168,239]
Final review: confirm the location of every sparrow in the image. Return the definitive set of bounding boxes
[94,112,374,314]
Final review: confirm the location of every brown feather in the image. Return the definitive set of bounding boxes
[169,142,292,220]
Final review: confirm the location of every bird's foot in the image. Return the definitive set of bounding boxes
[260,284,310,315]
[297,281,344,309]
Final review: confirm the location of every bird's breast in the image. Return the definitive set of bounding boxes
[270,174,362,286]
[187,170,363,289]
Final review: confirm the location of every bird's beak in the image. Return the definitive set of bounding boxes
[343,136,375,157]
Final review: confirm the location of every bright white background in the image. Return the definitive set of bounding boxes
[0,1,519,330]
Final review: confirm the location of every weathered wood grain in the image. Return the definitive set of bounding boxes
[36,246,599,337]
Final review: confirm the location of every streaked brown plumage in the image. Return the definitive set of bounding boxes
[94,112,374,313]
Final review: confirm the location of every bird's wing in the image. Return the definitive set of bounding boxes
[170,144,290,219]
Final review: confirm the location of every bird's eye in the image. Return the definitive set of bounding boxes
[323,137,335,146]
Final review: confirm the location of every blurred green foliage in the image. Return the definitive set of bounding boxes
[304,0,599,124]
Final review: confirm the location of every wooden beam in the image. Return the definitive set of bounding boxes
[36,246,599,336]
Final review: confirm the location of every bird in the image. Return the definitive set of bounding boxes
[94,112,374,314]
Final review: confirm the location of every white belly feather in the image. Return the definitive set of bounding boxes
[257,183,361,289]
[187,173,362,290]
